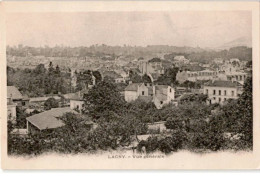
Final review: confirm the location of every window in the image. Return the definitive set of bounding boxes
[213,90,216,95]
[219,90,221,95]
[224,98,227,101]
[213,97,216,100]
[224,90,227,96]
[160,101,163,104]
[219,98,221,102]
[231,91,234,96]
[142,91,145,95]
[206,89,208,94]
[170,88,171,93]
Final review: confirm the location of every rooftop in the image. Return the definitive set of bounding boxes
[26,107,78,130]
[7,86,23,99]
[125,83,142,91]
[204,80,242,88]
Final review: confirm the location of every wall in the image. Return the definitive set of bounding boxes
[204,86,238,104]
[124,91,138,102]
[137,84,149,96]
[70,100,84,111]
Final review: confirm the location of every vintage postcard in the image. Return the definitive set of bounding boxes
[0,1,260,169]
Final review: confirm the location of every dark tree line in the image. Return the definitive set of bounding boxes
[7,63,71,97]
[164,46,252,63]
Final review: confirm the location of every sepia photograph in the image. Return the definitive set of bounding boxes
[0,1,259,170]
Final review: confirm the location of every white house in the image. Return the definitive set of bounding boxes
[67,91,88,113]
[124,83,153,102]
[124,83,175,109]
[203,80,243,104]
[153,85,175,109]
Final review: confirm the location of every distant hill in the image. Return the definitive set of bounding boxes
[217,37,252,50]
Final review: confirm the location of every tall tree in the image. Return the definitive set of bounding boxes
[83,81,125,120]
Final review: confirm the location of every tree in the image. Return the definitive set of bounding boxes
[33,64,46,74]
[44,98,59,110]
[48,62,54,74]
[180,94,208,104]
[55,65,61,75]
[15,107,28,129]
[142,74,152,83]
[83,81,126,119]
[129,70,142,83]
[156,67,179,85]
[76,70,93,91]
[92,71,102,83]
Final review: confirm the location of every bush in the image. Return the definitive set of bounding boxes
[44,98,59,110]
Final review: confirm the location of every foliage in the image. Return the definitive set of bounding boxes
[218,76,253,149]
[156,67,179,85]
[83,80,126,119]
[137,130,187,154]
[7,64,71,97]
[15,107,28,129]
[129,71,143,83]
[92,71,102,83]
[88,115,147,150]
[142,74,152,83]
[44,98,59,110]
[76,70,93,91]
[180,93,208,104]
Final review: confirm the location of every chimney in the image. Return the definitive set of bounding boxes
[129,80,133,85]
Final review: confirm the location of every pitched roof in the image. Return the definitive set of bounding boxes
[7,86,23,99]
[26,107,78,130]
[155,85,168,90]
[204,80,242,88]
[125,83,141,91]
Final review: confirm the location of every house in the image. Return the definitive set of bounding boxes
[26,107,78,134]
[225,72,248,84]
[138,58,164,76]
[124,83,175,109]
[124,83,153,102]
[176,69,218,83]
[67,91,87,113]
[173,56,189,67]
[203,80,243,104]
[153,85,175,109]
[7,86,29,107]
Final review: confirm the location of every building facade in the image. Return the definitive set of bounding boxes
[124,83,175,109]
[203,80,243,104]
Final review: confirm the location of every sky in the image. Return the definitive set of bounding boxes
[6,11,251,48]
